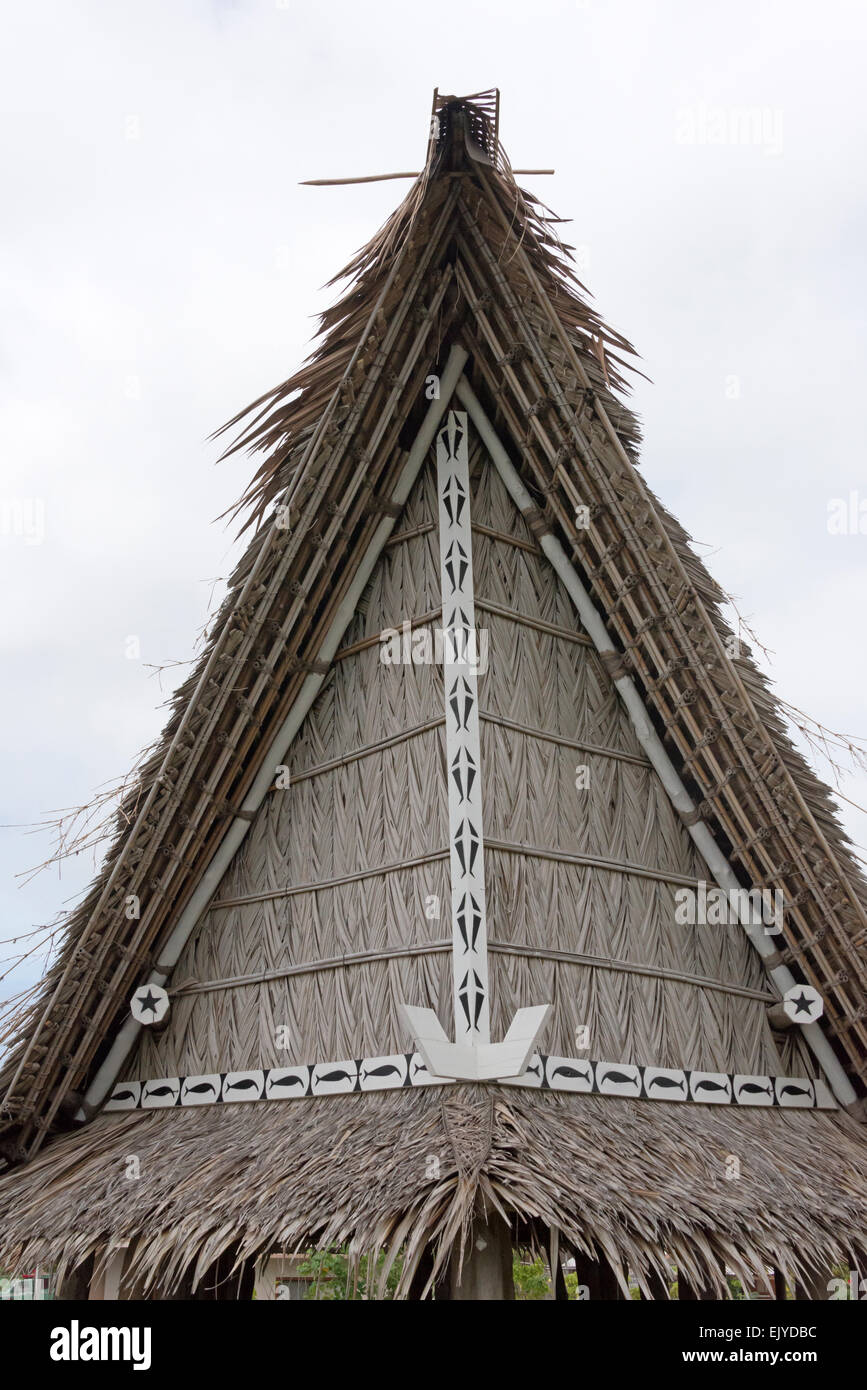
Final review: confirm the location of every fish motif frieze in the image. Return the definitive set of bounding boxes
[104,1054,836,1113]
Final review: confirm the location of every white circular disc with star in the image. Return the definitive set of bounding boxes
[782,984,823,1024]
[130,983,170,1025]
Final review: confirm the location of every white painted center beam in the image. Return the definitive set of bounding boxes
[400,408,550,1080]
[436,410,490,1042]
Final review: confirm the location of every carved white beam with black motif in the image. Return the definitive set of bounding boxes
[437,410,490,1043]
[103,1053,837,1112]
[400,410,551,1079]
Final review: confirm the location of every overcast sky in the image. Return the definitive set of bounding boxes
[1,0,865,1011]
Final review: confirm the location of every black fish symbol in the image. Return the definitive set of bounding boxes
[412,1062,428,1075]
[600,1069,638,1087]
[183,1081,216,1096]
[143,1084,177,1099]
[648,1075,687,1092]
[226,1078,260,1092]
[112,1089,137,1103]
[316,1069,354,1084]
[694,1079,730,1094]
[552,1065,591,1082]
[267,1074,304,1089]
[779,1083,812,1099]
[363,1065,402,1080]
[738,1082,772,1098]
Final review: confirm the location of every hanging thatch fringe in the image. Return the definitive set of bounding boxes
[1,1085,865,1299]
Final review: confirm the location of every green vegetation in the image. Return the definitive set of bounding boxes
[282,1246,847,1300]
[298,1245,565,1299]
[512,1252,552,1299]
[298,1248,403,1299]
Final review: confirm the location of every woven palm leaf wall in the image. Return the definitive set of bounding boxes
[134,443,813,1083]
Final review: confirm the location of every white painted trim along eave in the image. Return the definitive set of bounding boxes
[455,373,857,1110]
[102,1053,835,1112]
[75,346,470,1122]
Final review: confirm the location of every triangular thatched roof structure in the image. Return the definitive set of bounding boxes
[1,90,865,1300]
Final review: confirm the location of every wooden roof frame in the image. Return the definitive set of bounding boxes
[1,90,865,1164]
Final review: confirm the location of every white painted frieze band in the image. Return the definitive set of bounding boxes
[104,1054,835,1112]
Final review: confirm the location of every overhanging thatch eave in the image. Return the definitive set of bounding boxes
[0,1086,865,1298]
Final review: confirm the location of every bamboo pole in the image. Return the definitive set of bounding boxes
[301,170,553,186]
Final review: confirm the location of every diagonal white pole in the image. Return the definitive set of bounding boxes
[436,410,491,1044]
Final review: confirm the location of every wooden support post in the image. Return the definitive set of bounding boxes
[643,1267,671,1300]
[553,1253,570,1301]
[573,1247,624,1300]
[88,1245,128,1300]
[450,1212,514,1300]
[196,1248,255,1301]
[678,1273,716,1300]
[407,1246,451,1300]
[773,1267,789,1300]
[795,1266,830,1300]
[168,1244,255,1301]
[56,1257,93,1300]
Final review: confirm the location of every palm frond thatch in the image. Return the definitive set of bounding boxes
[0,1085,864,1298]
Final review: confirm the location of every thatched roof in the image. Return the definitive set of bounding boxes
[1,1084,865,1297]
[1,87,864,1186]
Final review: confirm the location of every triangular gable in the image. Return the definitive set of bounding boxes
[2,90,863,1161]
